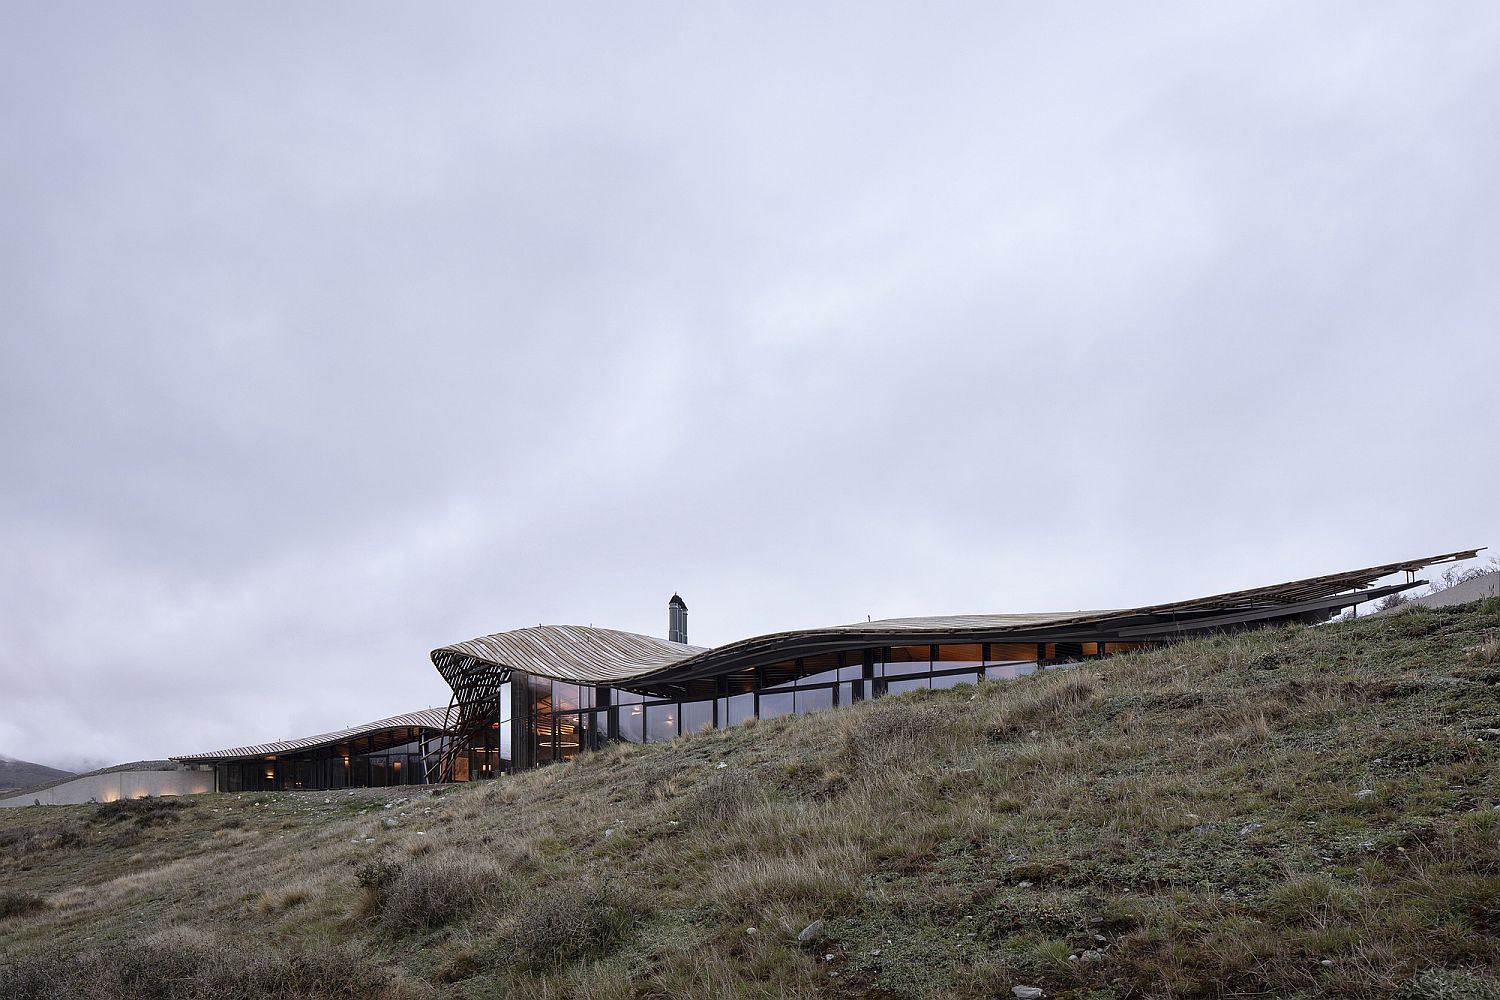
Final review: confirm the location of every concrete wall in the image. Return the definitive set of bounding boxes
[0,769,215,808]
[1374,569,1500,617]
[1398,571,1500,611]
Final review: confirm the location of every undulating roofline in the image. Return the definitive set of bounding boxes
[173,708,449,763]
[431,549,1482,699]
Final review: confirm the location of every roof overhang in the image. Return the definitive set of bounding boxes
[430,548,1483,698]
[172,708,451,763]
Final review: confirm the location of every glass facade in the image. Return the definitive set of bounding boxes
[211,726,445,792]
[507,641,1143,771]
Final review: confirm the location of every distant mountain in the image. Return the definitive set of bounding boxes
[0,754,75,790]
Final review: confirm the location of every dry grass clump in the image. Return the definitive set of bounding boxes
[839,696,970,771]
[0,823,84,856]
[254,882,311,915]
[356,855,498,935]
[0,926,429,1000]
[91,798,193,828]
[673,772,764,828]
[0,890,46,920]
[494,871,633,970]
[983,667,1101,740]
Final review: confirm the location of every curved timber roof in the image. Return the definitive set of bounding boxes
[173,708,450,763]
[432,549,1483,698]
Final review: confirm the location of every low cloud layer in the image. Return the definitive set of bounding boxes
[2,4,1496,769]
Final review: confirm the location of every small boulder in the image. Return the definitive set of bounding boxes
[1013,987,1044,999]
[797,919,824,942]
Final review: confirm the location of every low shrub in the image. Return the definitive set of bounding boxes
[0,889,46,919]
[357,856,495,935]
[0,927,429,999]
[497,872,633,969]
[91,798,192,828]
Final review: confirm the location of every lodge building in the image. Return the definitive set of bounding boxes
[174,549,1479,791]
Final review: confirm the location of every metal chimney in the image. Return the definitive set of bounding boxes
[668,593,688,644]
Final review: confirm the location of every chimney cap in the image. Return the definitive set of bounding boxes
[669,593,688,610]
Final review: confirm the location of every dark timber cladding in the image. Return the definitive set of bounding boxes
[428,549,1482,779]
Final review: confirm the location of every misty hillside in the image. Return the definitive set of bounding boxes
[0,756,73,791]
[2,599,1499,1000]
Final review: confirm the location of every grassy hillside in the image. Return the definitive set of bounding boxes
[2,601,1499,1000]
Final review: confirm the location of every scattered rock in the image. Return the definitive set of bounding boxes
[1191,824,1211,836]
[715,761,728,769]
[745,927,757,936]
[1355,789,1376,799]
[797,919,824,942]
[1081,949,1104,962]
[869,948,881,956]
[1013,987,1044,999]
[1016,880,1033,889]
[1238,822,1262,837]
[1320,959,1334,967]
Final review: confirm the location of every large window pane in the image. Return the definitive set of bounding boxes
[554,683,581,712]
[838,650,867,680]
[931,670,976,690]
[799,653,840,686]
[529,674,553,715]
[725,693,754,726]
[794,687,833,714]
[881,645,931,677]
[579,710,609,753]
[555,713,582,761]
[761,660,799,690]
[759,691,793,719]
[498,681,512,723]
[534,716,557,764]
[681,699,712,735]
[619,704,644,743]
[646,703,678,742]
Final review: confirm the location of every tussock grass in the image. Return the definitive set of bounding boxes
[0,891,45,920]
[4,603,1500,998]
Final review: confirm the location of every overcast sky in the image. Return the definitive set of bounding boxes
[2,4,1496,770]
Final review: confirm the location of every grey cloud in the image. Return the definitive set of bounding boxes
[1,3,1496,769]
